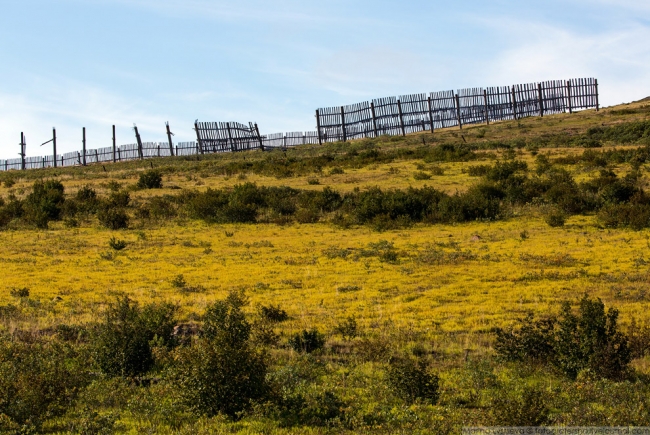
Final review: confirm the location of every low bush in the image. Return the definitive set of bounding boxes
[491,386,550,426]
[0,339,90,430]
[91,296,177,377]
[172,291,269,418]
[137,169,163,189]
[259,304,289,323]
[387,357,439,405]
[289,329,326,353]
[495,296,631,380]
[98,207,129,230]
[108,237,127,250]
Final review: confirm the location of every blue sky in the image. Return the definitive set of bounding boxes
[1,0,649,159]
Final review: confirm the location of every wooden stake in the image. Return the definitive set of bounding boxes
[595,79,599,112]
[226,122,235,152]
[52,128,57,168]
[315,110,322,145]
[254,123,264,151]
[20,132,26,171]
[340,106,347,142]
[454,94,462,129]
[538,83,544,117]
[483,90,489,125]
[427,97,435,133]
[166,122,174,156]
[112,125,116,163]
[194,121,204,154]
[370,102,379,137]
[511,86,518,120]
[133,125,144,160]
[397,100,406,136]
[82,127,87,165]
[567,81,573,114]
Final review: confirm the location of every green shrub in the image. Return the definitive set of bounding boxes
[334,316,358,341]
[495,296,631,380]
[9,287,30,298]
[289,329,326,353]
[491,386,549,426]
[107,191,130,208]
[23,180,65,228]
[137,169,163,189]
[0,339,90,429]
[172,291,269,418]
[413,171,432,180]
[545,210,566,227]
[259,304,288,323]
[387,357,439,405]
[108,237,127,250]
[98,207,129,230]
[91,296,177,377]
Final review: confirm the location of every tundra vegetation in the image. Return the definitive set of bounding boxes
[1,100,650,433]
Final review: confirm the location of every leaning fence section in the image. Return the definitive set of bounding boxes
[1,78,599,172]
[315,77,598,143]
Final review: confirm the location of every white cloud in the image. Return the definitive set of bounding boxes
[479,19,650,106]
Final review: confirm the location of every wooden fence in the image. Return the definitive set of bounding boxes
[315,77,598,143]
[0,77,598,172]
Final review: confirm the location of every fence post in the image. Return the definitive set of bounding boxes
[567,81,573,114]
[133,125,144,159]
[117,148,121,161]
[427,97,435,133]
[538,83,544,117]
[370,102,379,137]
[165,122,174,156]
[254,123,264,151]
[157,145,160,157]
[315,110,322,145]
[226,122,235,152]
[112,125,116,163]
[483,90,490,125]
[82,127,87,165]
[20,132,26,170]
[95,149,99,162]
[77,152,81,165]
[340,106,347,142]
[511,86,518,120]
[454,94,462,129]
[52,128,57,168]
[42,158,45,168]
[193,121,204,154]
[595,79,599,112]
[397,100,406,136]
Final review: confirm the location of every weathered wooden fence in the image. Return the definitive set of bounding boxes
[0,77,598,172]
[315,77,598,143]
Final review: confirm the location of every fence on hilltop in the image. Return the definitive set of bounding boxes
[0,77,598,172]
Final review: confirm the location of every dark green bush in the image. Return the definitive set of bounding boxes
[98,207,129,230]
[495,296,631,380]
[545,210,566,227]
[259,304,289,323]
[137,169,163,189]
[491,387,550,426]
[91,296,177,377]
[23,180,65,228]
[289,329,326,353]
[108,237,127,250]
[0,339,90,429]
[107,190,130,208]
[387,357,439,405]
[172,291,269,418]
[334,316,358,341]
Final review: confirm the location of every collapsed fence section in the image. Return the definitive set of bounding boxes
[315,77,599,142]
